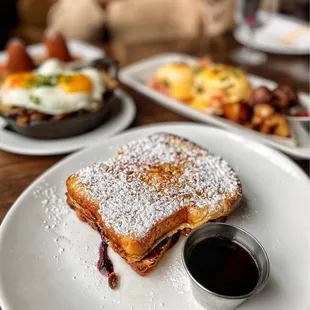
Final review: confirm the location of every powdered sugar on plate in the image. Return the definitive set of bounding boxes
[33,180,69,231]
[75,133,241,238]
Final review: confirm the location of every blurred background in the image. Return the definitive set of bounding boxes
[0,0,309,49]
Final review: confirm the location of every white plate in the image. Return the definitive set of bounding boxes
[234,14,310,55]
[119,53,310,159]
[0,123,309,310]
[0,89,136,155]
[0,40,104,64]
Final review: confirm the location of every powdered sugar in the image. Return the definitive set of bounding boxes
[76,133,241,238]
[33,181,69,230]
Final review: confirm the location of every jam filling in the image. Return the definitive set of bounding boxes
[180,228,192,236]
[96,217,226,289]
[97,238,119,289]
[97,232,180,289]
[146,231,180,260]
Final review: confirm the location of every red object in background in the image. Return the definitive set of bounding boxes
[44,31,73,62]
[246,16,257,27]
[294,111,310,117]
[5,38,35,73]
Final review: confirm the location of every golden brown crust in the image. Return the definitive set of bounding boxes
[66,187,188,263]
[66,192,178,276]
[66,133,242,267]
[66,191,231,276]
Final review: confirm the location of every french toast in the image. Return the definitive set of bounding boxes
[66,133,242,275]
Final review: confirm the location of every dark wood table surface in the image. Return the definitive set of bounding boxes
[0,34,309,225]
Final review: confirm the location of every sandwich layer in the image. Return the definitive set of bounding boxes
[66,133,242,264]
[67,192,226,276]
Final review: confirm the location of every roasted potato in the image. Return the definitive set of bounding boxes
[271,98,290,112]
[260,114,290,137]
[253,103,275,119]
[249,86,273,105]
[273,84,298,105]
[223,102,252,123]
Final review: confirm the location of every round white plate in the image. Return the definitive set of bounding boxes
[0,123,309,310]
[0,89,136,155]
[234,25,310,55]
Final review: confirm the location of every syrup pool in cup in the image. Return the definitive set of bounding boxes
[182,223,270,310]
[188,237,259,297]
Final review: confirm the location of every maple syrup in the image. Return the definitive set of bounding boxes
[188,237,259,296]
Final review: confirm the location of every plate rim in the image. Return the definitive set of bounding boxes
[233,25,310,55]
[0,89,136,156]
[0,122,308,227]
[0,122,309,310]
[119,52,310,159]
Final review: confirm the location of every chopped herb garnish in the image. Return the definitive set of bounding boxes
[25,77,36,88]
[231,69,240,77]
[35,74,59,87]
[62,74,73,83]
[162,79,170,87]
[193,67,203,74]
[29,94,41,105]
[220,76,229,81]
[196,85,204,94]
[225,83,234,89]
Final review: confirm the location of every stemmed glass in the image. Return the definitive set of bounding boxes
[231,0,279,65]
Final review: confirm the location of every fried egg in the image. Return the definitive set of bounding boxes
[36,58,64,75]
[0,59,106,115]
[155,63,194,100]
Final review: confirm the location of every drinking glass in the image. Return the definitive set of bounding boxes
[231,0,279,65]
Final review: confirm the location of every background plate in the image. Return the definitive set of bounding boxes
[234,25,310,55]
[0,123,309,310]
[234,13,310,55]
[0,89,136,155]
[119,53,310,159]
[0,40,104,64]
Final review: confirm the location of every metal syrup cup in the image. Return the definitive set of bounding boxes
[182,223,270,310]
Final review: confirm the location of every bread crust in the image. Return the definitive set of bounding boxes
[66,133,242,270]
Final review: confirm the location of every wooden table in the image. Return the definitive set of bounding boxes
[0,34,309,225]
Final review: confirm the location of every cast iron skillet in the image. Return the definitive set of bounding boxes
[1,57,119,140]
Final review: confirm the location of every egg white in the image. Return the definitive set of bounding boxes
[36,59,65,76]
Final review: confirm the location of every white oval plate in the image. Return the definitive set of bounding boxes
[0,89,136,155]
[119,53,310,159]
[0,123,309,310]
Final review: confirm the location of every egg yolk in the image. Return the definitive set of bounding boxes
[156,63,194,100]
[2,72,35,89]
[58,73,93,93]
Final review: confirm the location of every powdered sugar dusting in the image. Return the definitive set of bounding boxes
[33,181,69,230]
[76,133,241,238]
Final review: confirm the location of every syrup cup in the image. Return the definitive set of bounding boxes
[182,223,270,310]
